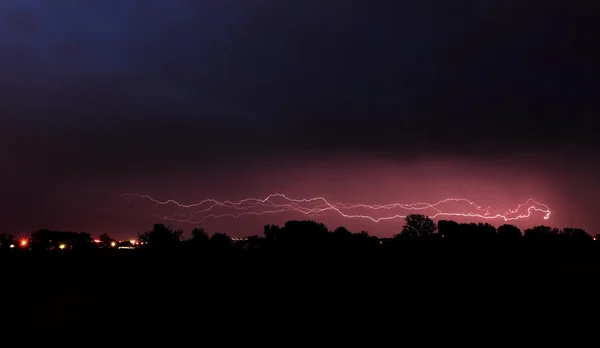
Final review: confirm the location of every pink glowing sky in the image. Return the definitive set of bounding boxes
[6,153,596,240]
[0,1,597,240]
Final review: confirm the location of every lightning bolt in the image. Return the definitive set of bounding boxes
[121,193,551,224]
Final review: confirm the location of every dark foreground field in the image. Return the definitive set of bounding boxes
[2,243,599,347]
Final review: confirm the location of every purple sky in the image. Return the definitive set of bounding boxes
[1,1,598,239]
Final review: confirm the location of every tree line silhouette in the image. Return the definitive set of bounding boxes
[0,214,596,254]
[3,214,598,347]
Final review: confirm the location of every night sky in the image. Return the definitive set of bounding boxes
[1,1,598,239]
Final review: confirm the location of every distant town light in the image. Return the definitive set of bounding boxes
[9,244,14,248]
[20,239,28,247]
[59,244,66,250]
[130,239,136,245]
[110,241,116,247]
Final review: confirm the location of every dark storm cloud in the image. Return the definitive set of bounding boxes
[1,1,598,179]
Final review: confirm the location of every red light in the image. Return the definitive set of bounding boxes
[20,239,28,247]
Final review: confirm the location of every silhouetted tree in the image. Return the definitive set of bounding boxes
[438,220,460,238]
[277,220,330,245]
[262,220,332,253]
[559,228,592,243]
[459,223,476,238]
[453,223,496,240]
[334,226,352,237]
[333,226,353,247]
[71,232,94,250]
[29,230,93,251]
[364,234,381,248]
[0,233,15,250]
[478,223,497,238]
[524,225,560,241]
[246,235,266,250]
[353,231,369,240]
[211,233,232,249]
[497,224,522,240]
[191,228,208,241]
[352,231,380,249]
[138,224,183,249]
[99,232,116,248]
[264,224,281,242]
[398,214,437,238]
[189,228,210,250]
[30,229,55,250]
